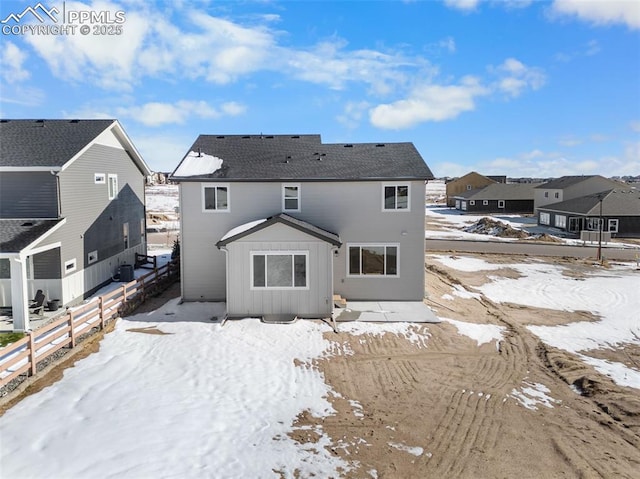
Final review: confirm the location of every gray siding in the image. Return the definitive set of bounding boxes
[32,142,146,304]
[180,180,425,302]
[0,171,58,218]
[225,224,333,316]
[32,248,61,279]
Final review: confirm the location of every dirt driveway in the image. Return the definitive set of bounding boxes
[293,254,640,478]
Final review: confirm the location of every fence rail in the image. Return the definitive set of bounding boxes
[0,259,179,388]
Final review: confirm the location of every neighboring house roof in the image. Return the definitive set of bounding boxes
[171,134,433,181]
[539,188,640,216]
[445,171,496,185]
[0,219,64,253]
[216,213,342,248]
[534,175,621,190]
[0,119,151,175]
[455,183,539,200]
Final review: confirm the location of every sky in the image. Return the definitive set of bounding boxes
[0,0,638,178]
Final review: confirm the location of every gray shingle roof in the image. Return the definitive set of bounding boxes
[171,134,433,181]
[0,119,115,168]
[216,213,341,247]
[539,188,640,216]
[0,219,63,252]
[534,175,618,189]
[455,183,540,200]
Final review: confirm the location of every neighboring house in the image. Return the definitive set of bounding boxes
[0,119,151,331]
[171,134,434,319]
[534,175,624,211]
[537,188,640,237]
[453,183,540,213]
[445,172,501,207]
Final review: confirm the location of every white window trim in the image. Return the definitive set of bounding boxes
[608,219,619,233]
[540,212,550,225]
[250,251,309,290]
[555,214,567,229]
[94,173,106,184]
[108,174,118,200]
[469,200,476,206]
[347,243,400,278]
[498,200,505,208]
[483,200,488,206]
[282,183,301,212]
[123,222,130,250]
[382,183,411,212]
[87,250,98,265]
[64,258,77,275]
[202,183,230,213]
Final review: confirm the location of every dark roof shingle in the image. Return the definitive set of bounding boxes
[539,188,640,216]
[0,219,63,252]
[171,134,433,181]
[0,119,115,168]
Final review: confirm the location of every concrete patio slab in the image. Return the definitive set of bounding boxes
[334,301,441,323]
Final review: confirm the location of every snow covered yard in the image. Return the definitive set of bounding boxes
[430,254,640,389]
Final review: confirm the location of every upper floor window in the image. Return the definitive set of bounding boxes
[383,184,409,211]
[544,191,549,198]
[282,184,300,212]
[108,174,118,200]
[466,185,472,190]
[554,192,560,199]
[95,173,106,184]
[202,184,229,212]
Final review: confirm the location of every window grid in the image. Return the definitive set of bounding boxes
[202,185,230,212]
[383,184,410,211]
[250,251,309,290]
[348,244,399,277]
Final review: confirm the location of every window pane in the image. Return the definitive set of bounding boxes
[253,255,265,287]
[284,186,298,198]
[397,186,408,209]
[216,187,228,209]
[349,247,360,275]
[204,187,216,210]
[267,255,292,287]
[284,198,298,210]
[384,186,396,209]
[362,246,384,275]
[294,255,306,287]
[386,246,397,275]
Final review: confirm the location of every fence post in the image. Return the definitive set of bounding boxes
[28,331,37,377]
[122,283,128,304]
[99,296,105,330]
[69,310,76,348]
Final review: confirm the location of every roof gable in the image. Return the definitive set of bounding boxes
[539,188,640,216]
[216,213,341,247]
[535,175,621,190]
[0,119,151,175]
[171,134,433,181]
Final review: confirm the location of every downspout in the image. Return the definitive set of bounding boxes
[220,245,229,323]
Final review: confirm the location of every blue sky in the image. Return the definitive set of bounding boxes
[1,0,638,178]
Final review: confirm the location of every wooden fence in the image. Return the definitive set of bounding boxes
[0,259,179,388]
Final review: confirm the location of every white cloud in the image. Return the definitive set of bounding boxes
[493,58,546,97]
[369,76,489,129]
[0,41,30,83]
[550,0,640,29]
[439,36,456,53]
[116,100,246,126]
[444,0,481,12]
[336,101,370,129]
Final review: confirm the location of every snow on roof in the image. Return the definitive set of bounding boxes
[220,218,267,242]
[173,151,223,177]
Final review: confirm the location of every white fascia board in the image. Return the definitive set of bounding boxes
[22,218,67,255]
[0,167,62,172]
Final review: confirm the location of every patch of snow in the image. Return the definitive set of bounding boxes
[173,150,223,177]
[429,254,505,272]
[220,218,267,241]
[443,318,505,346]
[452,284,482,300]
[337,322,431,349]
[579,355,640,389]
[510,382,559,410]
[388,442,424,456]
[441,293,454,301]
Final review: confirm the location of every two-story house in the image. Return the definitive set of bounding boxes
[445,172,504,207]
[0,119,151,331]
[534,175,624,212]
[171,134,434,320]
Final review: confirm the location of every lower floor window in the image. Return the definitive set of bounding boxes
[555,214,567,229]
[539,212,550,225]
[252,252,307,289]
[348,244,398,276]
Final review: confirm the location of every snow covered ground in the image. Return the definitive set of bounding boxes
[430,254,640,389]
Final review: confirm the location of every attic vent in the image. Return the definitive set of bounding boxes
[216,135,225,139]
[242,135,250,139]
[0,120,8,123]
[36,119,45,126]
[376,143,385,147]
[266,135,274,139]
[21,222,33,227]
[291,135,300,139]
[320,153,326,157]
[70,119,80,123]
[344,144,353,148]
